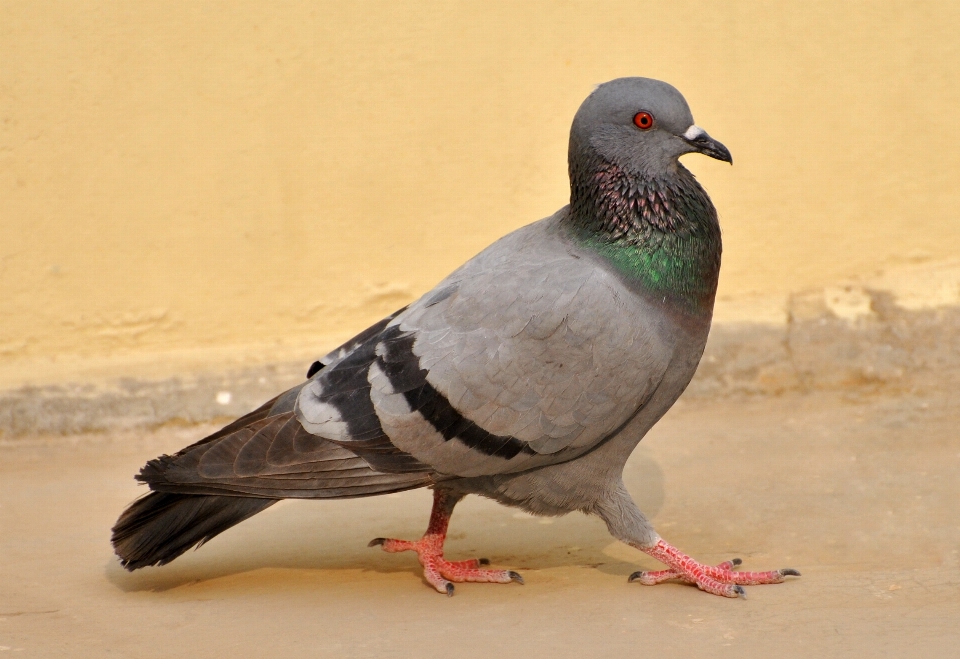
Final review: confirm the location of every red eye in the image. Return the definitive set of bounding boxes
[633,111,655,130]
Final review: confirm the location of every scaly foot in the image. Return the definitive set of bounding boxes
[369,488,523,596]
[629,539,800,598]
[369,536,523,595]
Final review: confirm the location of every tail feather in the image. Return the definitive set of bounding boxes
[112,361,432,571]
[111,491,277,571]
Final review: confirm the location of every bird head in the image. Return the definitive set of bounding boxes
[570,77,732,177]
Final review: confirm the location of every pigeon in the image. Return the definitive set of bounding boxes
[112,77,799,598]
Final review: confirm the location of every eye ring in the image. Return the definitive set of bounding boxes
[633,111,655,130]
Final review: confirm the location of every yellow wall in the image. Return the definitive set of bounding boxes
[3,1,960,369]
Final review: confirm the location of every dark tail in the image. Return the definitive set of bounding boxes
[111,491,277,571]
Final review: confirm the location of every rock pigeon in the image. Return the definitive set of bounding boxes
[112,77,799,598]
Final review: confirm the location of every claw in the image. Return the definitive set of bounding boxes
[478,558,491,566]
[368,537,386,547]
[781,569,801,577]
[731,558,742,567]
[445,583,455,597]
[733,585,746,599]
[508,571,525,585]
[627,571,643,583]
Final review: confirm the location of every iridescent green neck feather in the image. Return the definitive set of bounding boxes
[566,155,722,316]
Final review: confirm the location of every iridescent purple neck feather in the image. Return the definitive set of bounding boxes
[566,150,722,316]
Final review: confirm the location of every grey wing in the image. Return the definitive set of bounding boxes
[297,217,677,479]
[306,305,409,378]
[137,380,433,499]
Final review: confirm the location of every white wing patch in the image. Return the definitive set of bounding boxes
[295,380,351,441]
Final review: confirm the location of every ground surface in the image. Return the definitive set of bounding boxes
[2,389,958,658]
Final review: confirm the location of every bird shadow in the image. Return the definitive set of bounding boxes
[105,448,665,594]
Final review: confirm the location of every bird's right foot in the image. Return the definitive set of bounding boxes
[629,539,800,598]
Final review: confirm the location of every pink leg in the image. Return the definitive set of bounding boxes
[634,558,744,586]
[369,489,523,596]
[629,539,800,598]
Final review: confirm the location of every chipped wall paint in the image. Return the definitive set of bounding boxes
[2,1,960,376]
[712,260,960,327]
[7,280,960,436]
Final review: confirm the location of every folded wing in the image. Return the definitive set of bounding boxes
[297,219,676,479]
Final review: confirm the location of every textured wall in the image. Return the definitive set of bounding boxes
[3,1,960,367]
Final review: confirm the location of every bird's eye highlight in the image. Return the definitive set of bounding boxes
[633,112,655,130]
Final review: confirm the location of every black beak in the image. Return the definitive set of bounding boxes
[685,130,733,164]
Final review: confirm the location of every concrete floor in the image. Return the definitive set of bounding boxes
[2,389,958,658]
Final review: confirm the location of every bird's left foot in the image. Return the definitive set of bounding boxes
[629,539,800,598]
[369,536,523,595]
